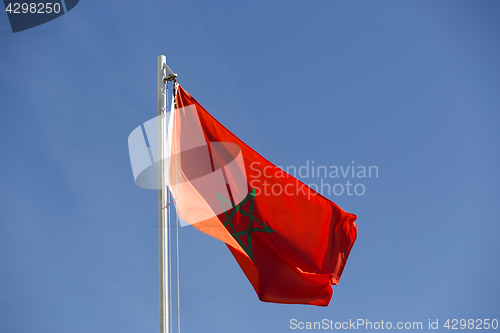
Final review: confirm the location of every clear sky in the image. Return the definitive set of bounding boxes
[1,1,499,332]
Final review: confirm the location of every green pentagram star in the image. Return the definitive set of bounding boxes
[216,188,275,261]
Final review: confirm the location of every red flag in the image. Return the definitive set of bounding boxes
[167,84,357,306]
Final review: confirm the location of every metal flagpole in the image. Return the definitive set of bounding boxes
[158,55,168,333]
[158,55,177,333]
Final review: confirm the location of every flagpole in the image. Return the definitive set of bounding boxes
[158,55,169,333]
[158,55,168,333]
[158,55,177,333]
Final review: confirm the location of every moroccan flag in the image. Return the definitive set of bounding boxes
[166,84,357,306]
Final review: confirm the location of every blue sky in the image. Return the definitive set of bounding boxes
[1,1,499,332]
